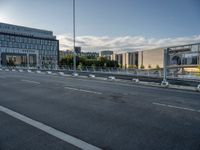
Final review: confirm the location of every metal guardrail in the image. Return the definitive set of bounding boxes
[0,66,200,86]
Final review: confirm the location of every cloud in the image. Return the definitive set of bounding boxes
[57,34,200,53]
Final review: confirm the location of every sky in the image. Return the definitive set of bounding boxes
[0,0,200,52]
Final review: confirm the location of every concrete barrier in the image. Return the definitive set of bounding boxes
[47,71,52,74]
[88,74,95,78]
[197,84,200,92]
[27,70,32,73]
[132,78,139,83]
[161,81,169,87]
[36,70,42,74]
[59,72,65,76]
[108,76,116,80]
[18,69,24,72]
[59,72,70,77]
[72,73,79,77]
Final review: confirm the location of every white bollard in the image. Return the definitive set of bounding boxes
[161,80,169,87]
[197,84,200,92]
[108,76,116,80]
[47,71,52,74]
[72,72,79,77]
[36,70,42,74]
[27,69,32,73]
[59,72,65,76]
[132,78,139,83]
[88,74,95,78]
[18,69,24,72]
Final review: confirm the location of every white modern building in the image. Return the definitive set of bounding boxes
[0,22,59,69]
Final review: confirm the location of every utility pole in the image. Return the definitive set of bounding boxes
[73,0,77,75]
[161,48,169,86]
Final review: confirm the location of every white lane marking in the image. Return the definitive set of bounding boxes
[0,105,102,150]
[153,102,200,113]
[21,79,40,85]
[65,86,102,95]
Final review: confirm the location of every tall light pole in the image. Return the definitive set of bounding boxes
[73,0,76,74]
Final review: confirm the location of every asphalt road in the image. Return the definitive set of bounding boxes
[0,70,200,150]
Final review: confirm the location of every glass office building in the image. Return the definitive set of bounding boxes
[0,22,59,69]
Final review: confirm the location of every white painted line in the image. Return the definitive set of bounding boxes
[153,102,200,113]
[65,86,102,95]
[21,79,40,85]
[0,105,102,150]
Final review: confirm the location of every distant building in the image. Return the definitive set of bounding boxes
[60,50,99,60]
[59,50,73,60]
[138,43,200,70]
[138,48,164,69]
[122,52,138,69]
[99,50,113,60]
[81,52,99,58]
[111,53,123,67]
[111,52,138,68]
[0,22,59,69]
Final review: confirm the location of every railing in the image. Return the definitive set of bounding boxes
[1,65,200,81]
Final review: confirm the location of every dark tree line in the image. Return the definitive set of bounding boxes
[59,55,119,68]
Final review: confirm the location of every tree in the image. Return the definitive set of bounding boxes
[59,55,119,68]
[128,65,137,69]
[140,64,145,69]
[148,64,152,69]
[156,65,160,70]
[59,55,73,67]
[77,62,83,70]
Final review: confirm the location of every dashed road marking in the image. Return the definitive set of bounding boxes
[65,86,102,95]
[21,79,40,85]
[153,102,200,113]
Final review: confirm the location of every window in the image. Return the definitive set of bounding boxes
[9,42,12,47]
[24,38,28,43]
[5,35,10,41]
[0,34,4,40]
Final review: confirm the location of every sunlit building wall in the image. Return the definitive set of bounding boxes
[138,48,164,69]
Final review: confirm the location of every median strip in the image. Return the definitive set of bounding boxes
[0,105,102,150]
[65,86,102,95]
[153,102,200,113]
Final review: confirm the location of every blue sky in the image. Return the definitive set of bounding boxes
[0,0,200,51]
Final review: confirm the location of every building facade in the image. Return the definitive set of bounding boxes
[138,48,164,69]
[59,50,73,61]
[81,52,99,58]
[99,50,113,60]
[122,52,138,69]
[0,22,59,69]
[111,52,138,68]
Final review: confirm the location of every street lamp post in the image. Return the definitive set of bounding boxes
[73,0,77,74]
[161,48,169,87]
